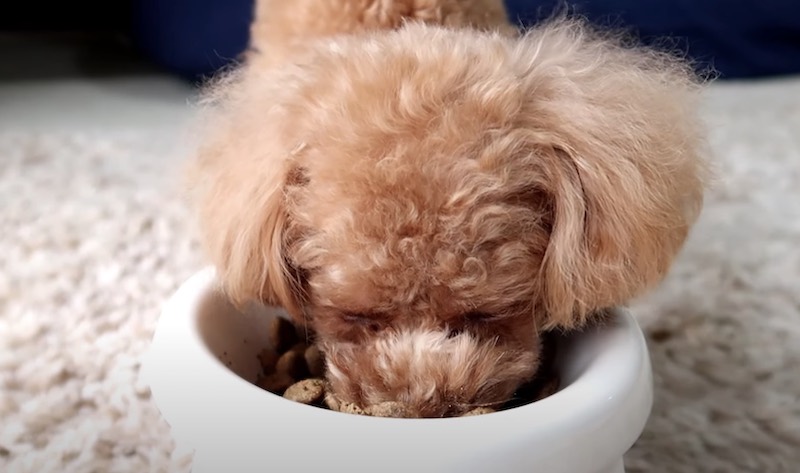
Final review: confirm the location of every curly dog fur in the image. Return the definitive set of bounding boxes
[186,1,709,417]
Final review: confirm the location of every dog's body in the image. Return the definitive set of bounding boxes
[247,0,516,66]
[188,1,708,417]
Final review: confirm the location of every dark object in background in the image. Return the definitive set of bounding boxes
[0,1,131,33]
[121,0,798,81]
[505,0,800,79]
[130,0,253,82]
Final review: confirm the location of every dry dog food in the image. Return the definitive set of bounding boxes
[254,317,560,418]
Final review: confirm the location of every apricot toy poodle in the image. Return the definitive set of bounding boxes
[186,0,709,417]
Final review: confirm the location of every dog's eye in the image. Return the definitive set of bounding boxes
[341,312,384,332]
[464,311,494,324]
[447,312,494,338]
[447,327,464,339]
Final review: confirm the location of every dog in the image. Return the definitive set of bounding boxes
[186,2,709,417]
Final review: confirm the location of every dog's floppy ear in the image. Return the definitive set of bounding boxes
[188,146,306,320]
[185,71,307,321]
[534,141,706,331]
[512,19,710,329]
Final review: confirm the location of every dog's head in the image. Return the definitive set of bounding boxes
[190,20,708,416]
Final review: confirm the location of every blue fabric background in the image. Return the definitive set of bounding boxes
[131,0,254,81]
[130,0,800,81]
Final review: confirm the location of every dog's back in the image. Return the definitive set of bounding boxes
[247,0,516,66]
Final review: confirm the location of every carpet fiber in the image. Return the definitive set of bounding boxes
[2,77,799,472]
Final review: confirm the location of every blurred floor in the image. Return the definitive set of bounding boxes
[0,33,196,132]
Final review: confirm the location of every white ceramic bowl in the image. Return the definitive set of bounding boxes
[141,267,652,473]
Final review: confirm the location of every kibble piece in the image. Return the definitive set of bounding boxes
[257,372,295,394]
[257,348,279,375]
[338,402,366,415]
[275,350,309,379]
[269,317,299,354]
[366,402,415,418]
[284,379,326,405]
[304,345,326,378]
[323,390,365,415]
[462,407,496,417]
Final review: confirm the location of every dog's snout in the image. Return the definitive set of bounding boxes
[323,326,540,418]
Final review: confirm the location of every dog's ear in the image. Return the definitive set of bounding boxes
[511,19,710,329]
[188,147,306,320]
[532,142,706,330]
[185,72,308,321]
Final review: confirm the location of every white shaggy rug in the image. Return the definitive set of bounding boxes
[2,77,800,473]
